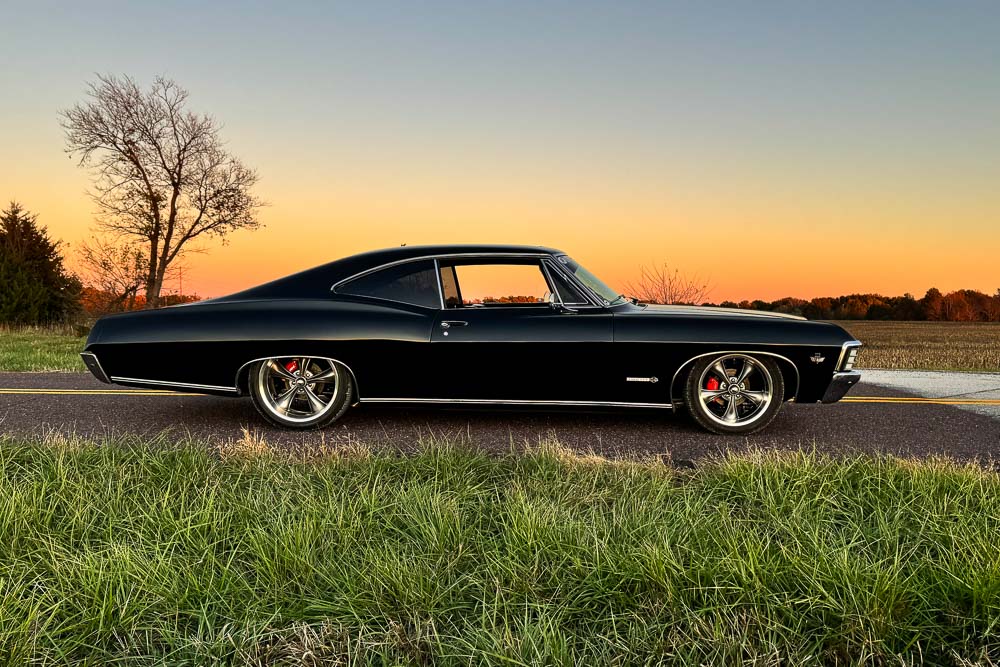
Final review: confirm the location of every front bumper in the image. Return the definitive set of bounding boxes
[821,371,861,403]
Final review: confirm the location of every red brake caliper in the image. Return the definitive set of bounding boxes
[706,376,720,403]
[284,360,299,374]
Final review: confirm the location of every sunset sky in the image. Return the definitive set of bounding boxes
[2,1,998,302]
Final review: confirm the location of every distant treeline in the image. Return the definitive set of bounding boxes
[705,288,1000,322]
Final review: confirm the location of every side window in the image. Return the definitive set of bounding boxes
[439,264,462,308]
[545,263,590,305]
[336,260,440,309]
[442,261,553,308]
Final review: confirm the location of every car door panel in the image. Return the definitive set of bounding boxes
[430,307,614,401]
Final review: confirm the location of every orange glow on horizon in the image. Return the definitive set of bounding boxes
[4,163,996,305]
[31,186,998,305]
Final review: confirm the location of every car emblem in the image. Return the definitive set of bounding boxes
[626,376,658,383]
[810,353,826,364]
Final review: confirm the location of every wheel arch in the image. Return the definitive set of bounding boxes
[669,350,800,405]
[235,355,361,400]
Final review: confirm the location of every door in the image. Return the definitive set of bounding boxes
[430,258,614,402]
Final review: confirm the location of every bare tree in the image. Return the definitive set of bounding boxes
[62,75,262,308]
[623,262,713,305]
[76,236,147,312]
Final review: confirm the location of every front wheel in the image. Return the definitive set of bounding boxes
[684,354,784,435]
[248,357,353,429]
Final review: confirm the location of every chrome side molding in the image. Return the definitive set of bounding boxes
[109,376,240,393]
[359,397,673,409]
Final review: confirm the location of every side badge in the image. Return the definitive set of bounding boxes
[626,376,659,383]
[810,353,826,364]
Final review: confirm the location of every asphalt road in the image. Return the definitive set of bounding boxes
[2,372,999,463]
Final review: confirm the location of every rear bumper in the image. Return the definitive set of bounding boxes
[80,352,111,384]
[821,371,861,403]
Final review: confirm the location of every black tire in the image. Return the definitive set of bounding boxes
[248,357,354,430]
[684,354,784,435]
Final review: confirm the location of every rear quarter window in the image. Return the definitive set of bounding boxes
[335,260,440,309]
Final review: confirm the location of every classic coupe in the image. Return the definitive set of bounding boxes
[81,244,862,434]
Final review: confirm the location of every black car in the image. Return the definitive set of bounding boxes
[81,244,861,434]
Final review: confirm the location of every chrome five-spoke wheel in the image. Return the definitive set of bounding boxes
[684,354,784,435]
[248,357,353,429]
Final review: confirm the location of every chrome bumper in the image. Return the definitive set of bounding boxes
[80,352,111,384]
[821,371,861,403]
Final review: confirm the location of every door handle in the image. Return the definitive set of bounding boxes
[440,321,468,329]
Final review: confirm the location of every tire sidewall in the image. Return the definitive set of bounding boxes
[248,359,353,430]
[684,354,784,435]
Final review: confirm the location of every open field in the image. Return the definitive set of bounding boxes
[0,326,85,372]
[835,321,1000,372]
[1,321,998,374]
[0,433,996,664]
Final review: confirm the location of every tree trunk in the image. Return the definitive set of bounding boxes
[144,237,160,308]
[148,274,165,307]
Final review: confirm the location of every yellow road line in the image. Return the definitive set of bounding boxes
[0,389,202,396]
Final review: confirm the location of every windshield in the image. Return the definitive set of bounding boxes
[556,255,627,305]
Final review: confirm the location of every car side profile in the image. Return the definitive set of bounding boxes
[81,244,862,434]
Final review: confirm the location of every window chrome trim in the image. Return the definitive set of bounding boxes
[440,255,564,311]
[433,258,446,310]
[359,397,673,409]
[331,258,442,311]
[538,259,563,307]
[109,376,240,393]
[542,257,604,307]
[330,251,611,311]
[331,252,551,292]
[668,350,801,404]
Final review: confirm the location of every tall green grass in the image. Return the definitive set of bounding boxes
[0,325,85,371]
[0,433,996,664]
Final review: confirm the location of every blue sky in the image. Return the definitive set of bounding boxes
[2,1,998,299]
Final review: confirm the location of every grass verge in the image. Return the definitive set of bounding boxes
[0,433,997,664]
[0,326,85,372]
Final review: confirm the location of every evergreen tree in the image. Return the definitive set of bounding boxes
[0,202,82,324]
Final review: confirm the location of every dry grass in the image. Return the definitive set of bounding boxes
[834,321,1000,372]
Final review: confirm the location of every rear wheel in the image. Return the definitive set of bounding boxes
[684,354,784,435]
[248,357,353,429]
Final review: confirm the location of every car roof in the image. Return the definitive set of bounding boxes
[340,244,564,267]
[211,244,566,302]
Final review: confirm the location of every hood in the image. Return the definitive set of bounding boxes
[641,304,806,321]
